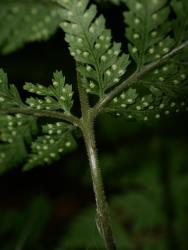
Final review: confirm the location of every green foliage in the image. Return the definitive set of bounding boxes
[56,208,105,249]
[103,0,188,121]
[63,141,188,250]
[0,69,23,107]
[171,0,188,43]
[0,1,187,125]
[0,0,123,54]
[0,70,31,172]
[0,139,188,250]
[0,114,38,173]
[0,0,61,54]
[24,122,76,170]
[0,2,188,248]
[107,84,188,122]
[0,196,51,250]
[123,0,174,67]
[95,0,120,5]
[58,187,165,249]
[57,0,130,97]
[24,71,74,114]
[0,69,76,172]
[57,207,133,250]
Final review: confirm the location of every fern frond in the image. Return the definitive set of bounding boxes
[24,122,76,170]
[0,114,37,144]
[0,69,23,107]
[57,0,130,97]
[106,45,188,121]
[122,0,174,68]
[140,60,187,97]
[107,86,187,122]
[0,0,61,53]
[0,114,38,173]
[23,70,73,114]
[0,69,39,172]
[171,0,188,43]
[0,69,77,172]
[0,137,27,173]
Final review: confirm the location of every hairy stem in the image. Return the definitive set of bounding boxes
[77,68,116,250]
[93,40,188,116]
[81,117,116,250]
[0,107,80,126]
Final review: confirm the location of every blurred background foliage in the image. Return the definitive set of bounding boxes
[0,0,188,249]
